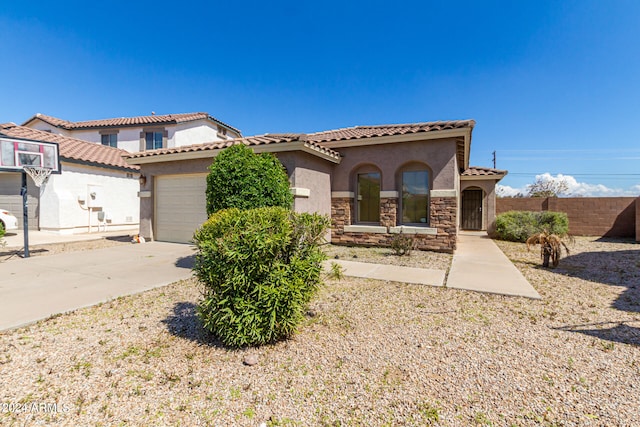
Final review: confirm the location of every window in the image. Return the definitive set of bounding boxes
[357,172,380,223]
[101,133,117,148]
[217,125,227,137]
[145,131,163,150]
[401,169,429,224]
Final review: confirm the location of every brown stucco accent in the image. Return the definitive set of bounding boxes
[331,139,458,192]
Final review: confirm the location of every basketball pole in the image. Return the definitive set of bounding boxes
[21,170,30,258]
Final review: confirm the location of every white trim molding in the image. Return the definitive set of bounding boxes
[344,225,387,234]
[380,191,399,198]
[290,187,310,198]
[332,191,355,198]
[430,189,457,198]
[389,226,438,235]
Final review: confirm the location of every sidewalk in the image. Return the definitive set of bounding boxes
[446,231,541,299]
[324,259,446,286]
[325,234,539,299]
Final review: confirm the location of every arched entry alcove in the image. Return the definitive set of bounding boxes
[461,187,484,230]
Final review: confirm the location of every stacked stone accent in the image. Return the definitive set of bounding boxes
[417,197,457,252]
[330,195,458,252]
[380,197,398,228]
[331,197,352,238]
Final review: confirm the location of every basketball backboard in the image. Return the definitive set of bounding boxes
[0,137,60,173]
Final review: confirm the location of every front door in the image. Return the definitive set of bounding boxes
[462,189,483,230]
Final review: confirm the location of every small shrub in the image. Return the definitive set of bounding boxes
[206,144,293,215]
[493,211,569,242]
[390,232,415,256]
[193,206,329,347]
[0,223,5,248]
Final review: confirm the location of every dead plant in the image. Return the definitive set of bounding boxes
[526,231,572,268]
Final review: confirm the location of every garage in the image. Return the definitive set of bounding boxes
[0,172,39,230]
[154,173,208,243]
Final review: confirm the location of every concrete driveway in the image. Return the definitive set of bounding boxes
[0,242,196,331]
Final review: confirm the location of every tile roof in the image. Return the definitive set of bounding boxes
[125,133,341,162]
[0,123,139,171]
[462,166,507,177]
[24,112,241,135]
[308,120,475,143]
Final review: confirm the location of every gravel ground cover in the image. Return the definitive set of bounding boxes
[1,238,639,426]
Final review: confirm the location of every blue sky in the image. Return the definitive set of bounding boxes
[1,1,639,195]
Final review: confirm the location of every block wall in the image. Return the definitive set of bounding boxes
[496,197,638,238]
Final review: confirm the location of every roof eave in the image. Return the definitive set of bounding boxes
[125,141,341,166]
[461,172,508,182]
[317,127,472,148]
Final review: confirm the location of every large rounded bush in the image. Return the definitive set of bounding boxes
[206,144,293,215]
[193,206,329,347]
[494,210,569,242]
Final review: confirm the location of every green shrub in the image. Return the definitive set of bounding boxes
[193,206,330,347]
[390,232,415,256]
[493,210,569,242]
[0,222,5,239]
[206,144,293,215]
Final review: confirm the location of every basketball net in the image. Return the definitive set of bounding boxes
[23,166,52,188]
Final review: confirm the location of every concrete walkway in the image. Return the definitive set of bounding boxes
[446,231,541,299]
[0,242,195,331]
[325,259,446,287]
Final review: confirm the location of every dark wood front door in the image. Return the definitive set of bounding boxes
[462,189,483,230]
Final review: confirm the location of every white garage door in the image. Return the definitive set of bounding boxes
[155,174,208,243]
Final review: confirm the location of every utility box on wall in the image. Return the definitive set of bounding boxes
[87,185,104,208]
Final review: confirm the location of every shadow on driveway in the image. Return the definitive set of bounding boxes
[175,254,195,269]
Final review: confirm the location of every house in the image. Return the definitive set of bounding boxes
[0,123,141,234]
[126,120,506,252]
[21,112,241,153]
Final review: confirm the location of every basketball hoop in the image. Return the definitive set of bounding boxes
[23,166,52,188]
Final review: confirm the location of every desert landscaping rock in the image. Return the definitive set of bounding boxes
[1,238,638,426]
[243,354,259,366]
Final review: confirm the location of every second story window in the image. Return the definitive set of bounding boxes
[101,133,117,148]
[145,131,163,150]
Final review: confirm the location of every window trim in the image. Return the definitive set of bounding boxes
[100,133,118,148]
[399,165,431,226]
[355,168,381,225]
[140,128,168,151]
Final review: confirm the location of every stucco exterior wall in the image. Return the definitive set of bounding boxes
[331,139,458,192]
[276,152,332,218]
[27,120,73,137]
[173,120,225,147]
[136,152,335,241]
[25,118,228,153]
[39,162,140,234]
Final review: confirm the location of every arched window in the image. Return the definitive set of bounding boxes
[400,165,430,225]
[355,166,381,224]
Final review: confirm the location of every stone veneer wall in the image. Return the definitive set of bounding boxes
[331,196,457,252]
